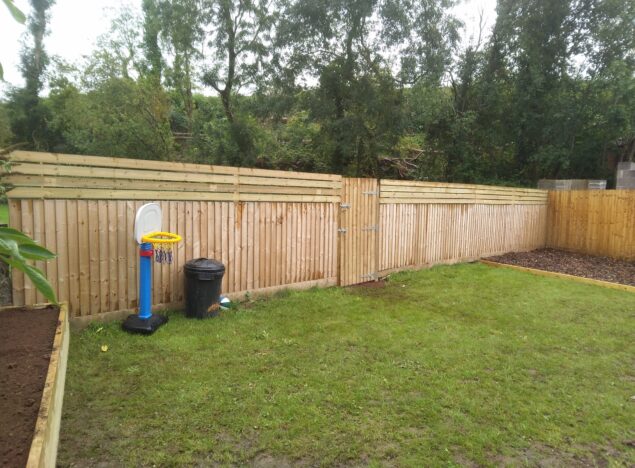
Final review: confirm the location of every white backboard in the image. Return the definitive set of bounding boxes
[134,203,162,244]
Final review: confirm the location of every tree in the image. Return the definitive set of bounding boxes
[276,0,459,175]
[155,0,204,133]
[47,77,174,160]
[0,103,13,147]
[200,0,274,123]
[81,5,143,89]
[7,0,55,148]
[484,0,635,182]
[141,0,164,82]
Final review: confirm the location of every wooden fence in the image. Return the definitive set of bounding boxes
[378,181,548,273]
[4,151,340,318]
[547,190,635,260]
[3,151,551,319]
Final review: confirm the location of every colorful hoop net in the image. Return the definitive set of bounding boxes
[142,232,182,265]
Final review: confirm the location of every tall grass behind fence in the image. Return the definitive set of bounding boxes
[378,181,549,272]
[547,190,635,260]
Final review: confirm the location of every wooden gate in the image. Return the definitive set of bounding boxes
[338,178,379,286]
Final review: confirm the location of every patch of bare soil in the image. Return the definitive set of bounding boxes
[491,443,629,467]
[0,306,59,467]
[348,279,387,289]
[487,248,635,287]
[346,279,413,302]
[0,261,12,305]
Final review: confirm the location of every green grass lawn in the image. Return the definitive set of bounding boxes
[0,203,8,224]
[59,263,635,466]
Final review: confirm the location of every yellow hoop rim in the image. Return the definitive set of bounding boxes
[141,231,182,244]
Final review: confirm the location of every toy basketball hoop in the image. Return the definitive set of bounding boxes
[123,203,182,334]
[142,232,182,264]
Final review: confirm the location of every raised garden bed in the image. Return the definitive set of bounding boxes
[484,248,635,290]
[0,303,69,468]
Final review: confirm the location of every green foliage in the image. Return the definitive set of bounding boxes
[0,0,26,81]
[1,0,634,183]
[80,5,143,88]
[261,110,326,172]
[0,227,56,303]
[5,86,52,149]
[2,0,25,23]
[0,103,13,147]
[47,77,174,159]
[5,0,54,148]
[141,0,164,81]
[0,204,8,224]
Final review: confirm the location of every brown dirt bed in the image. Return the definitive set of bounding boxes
[0,305,59,467]
[486,248,635,287]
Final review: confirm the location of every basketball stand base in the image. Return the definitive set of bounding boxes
[122,314,168,335]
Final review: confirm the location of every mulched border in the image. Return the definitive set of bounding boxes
[485,248,635,287]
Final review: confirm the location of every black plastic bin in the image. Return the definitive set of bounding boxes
[184,258,225,318]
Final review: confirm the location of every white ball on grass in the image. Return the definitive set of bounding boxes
[220,296,232,310]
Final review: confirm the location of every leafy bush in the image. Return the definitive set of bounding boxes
[0,227,57,303]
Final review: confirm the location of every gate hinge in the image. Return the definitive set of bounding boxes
[361,225,378,232]
[360,272,378,280]
[337,228,348,233]
[340,203,351,209]
[362,191,378,196]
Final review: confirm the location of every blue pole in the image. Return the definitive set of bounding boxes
[139,242,153,319]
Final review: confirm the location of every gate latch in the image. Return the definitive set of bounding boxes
[362,191,378,196]
[361,225,378,232]
[337,228,348,233]
[340,203,351,209]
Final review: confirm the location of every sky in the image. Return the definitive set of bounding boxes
[0,0,497,95]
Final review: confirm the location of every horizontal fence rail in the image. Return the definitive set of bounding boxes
[380,180,548,204]
[547,190,635,260]
[2,151,556,320]
[4,151,342,203]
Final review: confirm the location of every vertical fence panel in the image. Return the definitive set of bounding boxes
[547,190,635,259]
[378,180,549,274]
[67,201,80,312]
[33,200,46,303]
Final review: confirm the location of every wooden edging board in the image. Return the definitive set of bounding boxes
[480,260,635,293]
[26,302,69,468]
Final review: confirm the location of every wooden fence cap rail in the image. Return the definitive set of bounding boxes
[6,187,341,203]
[381,178,547,194]
[5,150,342,182]
[2,163,342,190]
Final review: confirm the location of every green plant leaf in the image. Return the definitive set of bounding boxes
[0,236,21,258]
[0,62,4,81]
[23,264,58,304]
[19,243,56,260]
[0,227,58,304]
[0,227,38,245]
[2,0,26,24]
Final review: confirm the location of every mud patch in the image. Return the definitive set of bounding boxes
[491,443,629,467]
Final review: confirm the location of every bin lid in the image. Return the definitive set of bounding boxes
[184,258,225,273]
